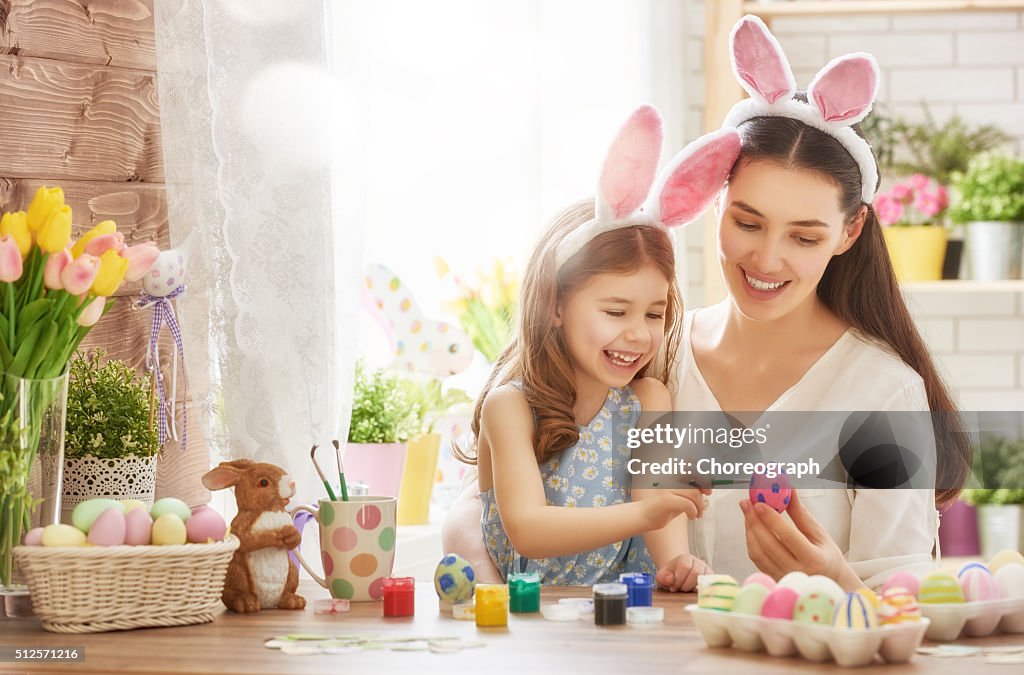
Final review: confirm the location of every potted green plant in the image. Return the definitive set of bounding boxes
[961,435,1024,558]
[951,154,1024,281]
[61,350,160,521]
[396,379,471,524]
[344,362,419,498]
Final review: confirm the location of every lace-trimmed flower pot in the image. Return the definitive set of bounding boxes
[60,455,158,524]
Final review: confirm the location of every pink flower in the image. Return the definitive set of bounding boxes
[890,182,913,203]
[875,195,905,226]
[60,253,101,296]
[76,296,106,327]
[916,193,941,218]
[909,173,930,190]
[0,235,23,282]
[84,232,126,257]
[44,248,73,290]
[935,185,949,210]
[122,242,160,282]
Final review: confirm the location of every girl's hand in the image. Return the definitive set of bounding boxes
[740,489,862,591]
[640,488,710,530]
[656,553,712,592]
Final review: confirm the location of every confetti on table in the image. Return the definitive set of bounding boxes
[263,634,486,655]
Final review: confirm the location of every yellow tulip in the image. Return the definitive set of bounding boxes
[91,249,129,297]
[36,205,73,253]
[26,186,65,233]
[71,220,117,258]
[0,211,31,257]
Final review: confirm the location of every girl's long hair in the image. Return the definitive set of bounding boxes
[733,95,971,508]
[456,200,683,465]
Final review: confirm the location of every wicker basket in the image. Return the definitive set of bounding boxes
[13,535,239,633]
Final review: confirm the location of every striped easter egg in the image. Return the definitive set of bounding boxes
[919,570,965,604]
[697,574,740,611]
[832,591,879,629]
[879,586,921,625]
[958,563,1001,602]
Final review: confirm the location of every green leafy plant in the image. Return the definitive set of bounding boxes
[347,362,419,444]
[950,154,1024,223]
[64,350,159,460]
[403,379,472,435]
[961,435,1024,506]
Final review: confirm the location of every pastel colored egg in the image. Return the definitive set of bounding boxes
[777,571,809,592]
[151,513,188,546]
[119,499,148,513]
[186,506,227,543]
[989,549,1024,575]
[855,587,881,610]
[794,589,837,625]
[41,523,87,547]
[124,508,153,545]
[959,564,1001,602]
[71,498,125,534]
[87,508,127,546]
[150,497,192,523]
[883,571,920,598]
[879,587,921,625]
[22,527,44,546]
[742,572,776,590]
[433,553,477,603]
[994,563,1024,599]
[698,574,740,611]
[919,570,965,604]
[732,584,771,615]
[749,472,792,513]
[761,587,800,620]
[803,574,845,601]
[833,591,879,629]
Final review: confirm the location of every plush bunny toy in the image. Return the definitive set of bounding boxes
[202,460,306,613]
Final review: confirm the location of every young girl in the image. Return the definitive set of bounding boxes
[458,106,741,586]
[671,16,972,591]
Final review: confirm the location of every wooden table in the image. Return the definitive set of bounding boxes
[2,581,1023,674]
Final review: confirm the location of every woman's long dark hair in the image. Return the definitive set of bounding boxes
[734,96,971,508]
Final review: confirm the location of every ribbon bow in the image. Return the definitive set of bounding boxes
[137,285,188,451]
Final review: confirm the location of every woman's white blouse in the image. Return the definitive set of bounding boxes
[672,310,939,590]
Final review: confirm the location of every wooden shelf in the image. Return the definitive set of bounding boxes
[743,0,1024,19]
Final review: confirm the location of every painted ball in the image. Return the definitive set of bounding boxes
[697,574,739,611]
[994,563,1024,599]
[732,584,771,615]
[803,574,845,602]
[879,587,921,625]
[833,591,880,629]
[958,563,1001,602]
[919,570,965,604]
[749,471,792,513]
[882,571,920,598]
[989,549,1024,575]
[434,553,476,603]
[742,572,776,590]
[793,589,837,625]
[761,587,800,620]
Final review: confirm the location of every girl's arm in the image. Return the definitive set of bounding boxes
[484,385,702,560]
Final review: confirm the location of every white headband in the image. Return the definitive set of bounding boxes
[723,15,880,204]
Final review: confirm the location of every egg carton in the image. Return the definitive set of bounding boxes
[918,596,1024,641]
[686,605,929,668]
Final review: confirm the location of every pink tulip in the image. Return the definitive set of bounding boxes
[76,296,106,327]
[60,254,101,296]
[44,249,73,290]
[84,232,126,258]
[122,242,161,283]
[0,235,23,283]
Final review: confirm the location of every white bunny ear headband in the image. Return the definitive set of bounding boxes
[723,15,880,204]
[555,105,741,269]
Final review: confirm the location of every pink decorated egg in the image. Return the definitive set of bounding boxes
[87,508,127,546]
[761,586,800,620]
[186,506,227,543]
[749,471,792,513]
[882,571,920,598]
[958,562,1001,602]
[879,586,921,625]
[743,572,777,590]
[124,507,153,545]
[22,527,44,546]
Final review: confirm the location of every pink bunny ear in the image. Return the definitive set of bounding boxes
[808,53,879,124]
[596,105,664,221]
[645,129,742,228]
[730,15,795,105]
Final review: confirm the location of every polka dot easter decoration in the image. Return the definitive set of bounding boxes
[760,587,800,620]
[958,562,1001,602]
[731,584,770,615]
[878,587,921,625]
[434,553,476,604]
[749,471,792,513]
[793,589,837,625]
[833,591,879,629]
[882,571,920,598]
[919,570,965,604]
[697,575,740,611]
[989,549,1024,575]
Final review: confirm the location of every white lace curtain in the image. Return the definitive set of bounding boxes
[153,0,362,501]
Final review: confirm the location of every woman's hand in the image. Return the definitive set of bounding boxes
[655,553,712,592]
[740,489,863,591]
[639,487,711,531]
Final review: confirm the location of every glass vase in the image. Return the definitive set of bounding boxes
[0,371,68,616]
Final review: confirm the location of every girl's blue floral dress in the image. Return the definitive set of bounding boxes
[480,386,656,584]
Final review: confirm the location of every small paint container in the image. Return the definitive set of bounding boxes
[508,572,541,613]
[314,598,351,615]
[558,597,594,615]
[382,577,415,617]
[452,601,476,621]
[619,572,654,607]
[626,606,664,626]
[475,584,509,627]
[348,481,370,497]
[541,603,580,621]
[593,583,628,626]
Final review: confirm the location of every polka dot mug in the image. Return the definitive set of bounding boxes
[290,497,397,601]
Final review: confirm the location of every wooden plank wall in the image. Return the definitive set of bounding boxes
[0,0,210,506]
